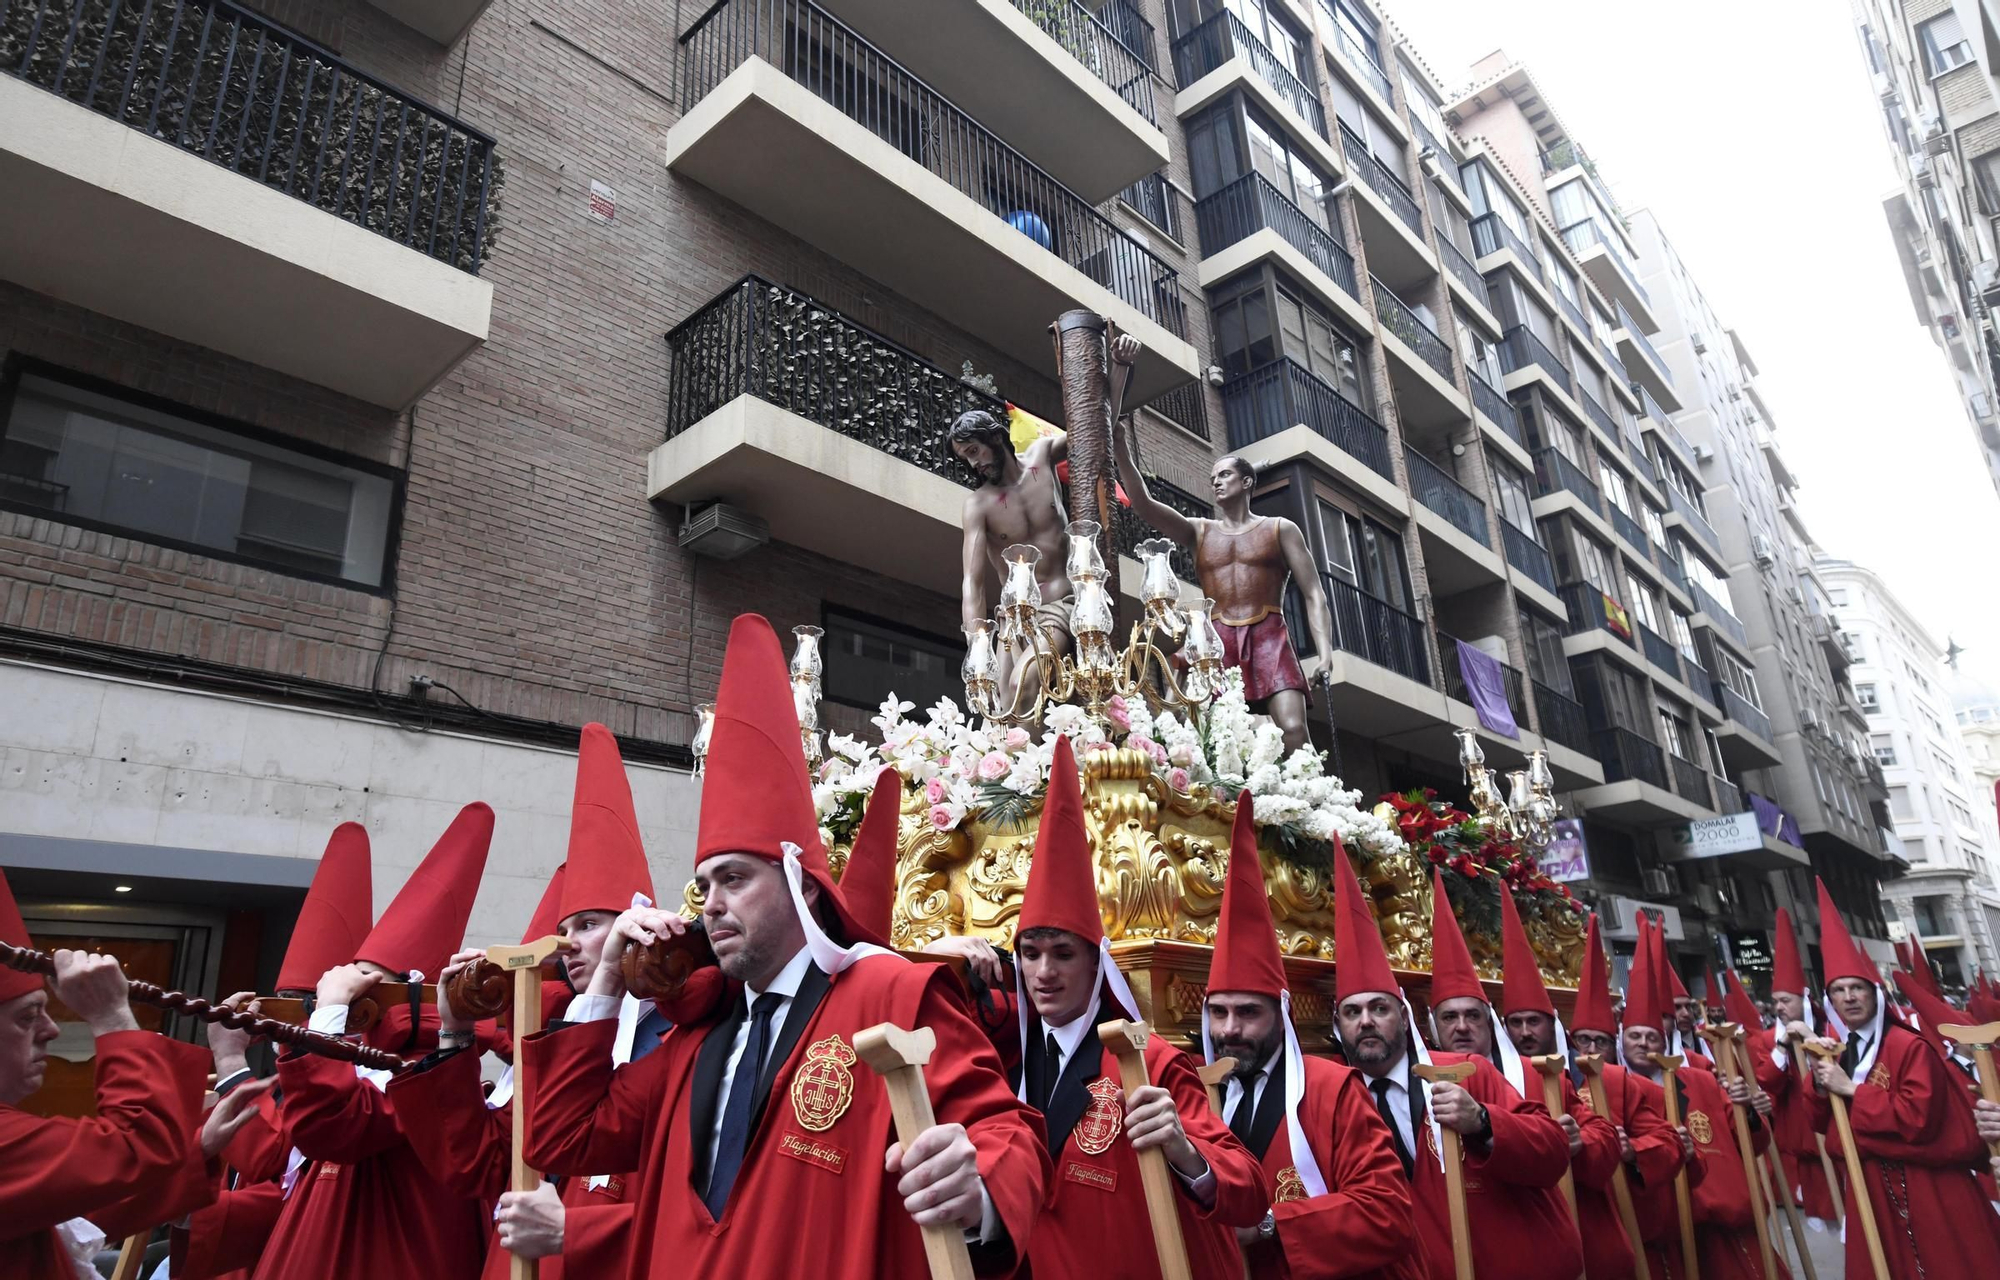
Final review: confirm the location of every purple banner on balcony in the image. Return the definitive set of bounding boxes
[1748,792,1803,848]
[1455,639,1519,739]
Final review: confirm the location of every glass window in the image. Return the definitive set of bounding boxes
[1326,0,1381,65]
[1572,528,1613,592]
[1184,103,1243,199]
[1,369,397,588]
[1920,12,1973,76]
[1211,279,1278,377]
[1492,463,1534,533]
[1403,68,1447,142]
[1456,312,1503,385]
[1973,150,2000,215]
[1317,498,1356,580]
[1872,734,1897,766]
[1715,648,1763,708]
[1521,609,1570,694]
[1541,409,1584,465]
[1625,571,1660,633]
[1642,504,1667,548]
[1599,461,1633,515]
[1670,611,1697,660]
[823,608,960,711]
[1273,284,1366,405]
[1244,109,1335,231]
[1355,517,1410,610]
[1857,682,1879,710]
[1658,709,1692,761]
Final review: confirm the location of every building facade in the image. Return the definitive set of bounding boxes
[1951,657,2000,977]
[0,0,1899,1000]
[1820,558,2000,985]
[1851,0,2000,497]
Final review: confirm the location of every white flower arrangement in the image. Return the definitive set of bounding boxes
[810,670,1401,865]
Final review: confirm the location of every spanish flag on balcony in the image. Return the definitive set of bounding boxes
[1005,402,1129,505]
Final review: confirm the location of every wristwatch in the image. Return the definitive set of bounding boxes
[1257,1211,1276,1240]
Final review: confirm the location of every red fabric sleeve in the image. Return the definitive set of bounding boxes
[275,1049,406,1165]
[0,1031,209,1237]
[1568,1076,1623,1190]
[170,1181,285,1280]
[1846,1029,1987,1167]
[1272,1066,1416,1279]
[1463,1055,1570,1187]
[1148,1039,1267,1228]
[221,1093,288,1186]
[520,1018,657,1178]
[1618,1074,1684,1193]
[562,1201,633,1276]
[385,1047,513,1200]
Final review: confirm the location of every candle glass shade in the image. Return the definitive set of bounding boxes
[1135,539,1187,638]
[793,677,820,731]
[790,625,825,692]
[1527,750,1554,791]
[691,702,717,774]
[1064,521,1106,582]
[1455,728,1486,774]
[962,622,999,716]
[1071,575,1116,645]
[1507,770,1531,813]
[997,545,1044,644]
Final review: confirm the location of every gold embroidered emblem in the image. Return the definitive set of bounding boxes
[1075,1076,1125,1156]
[1274,1166,1308,1203]
[1867,1065,1891,1090]
[789,1035,856,1132]
[1577,1088,1595,1115]
[1688,1110,1713,1145]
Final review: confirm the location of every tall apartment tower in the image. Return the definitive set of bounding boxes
[1819,556,2000,984]
[1850,0,2000,497]
[1952,661,2000,965]
[1629,213,1900,967]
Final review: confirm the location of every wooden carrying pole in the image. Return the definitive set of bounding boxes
[854,1022,976,1280]
[1194,1058,1251,1280]
[1412,1061,1477,1280]
[1699,1026,1778,1280]
[1528,1054,1580,1226]
[487,937,564,1280]
[109,1234,147,1280]
[1574,1055,1650,1280]
[1731,1038,1818,1280]
[1648,1054,1700,1280]
[1100,1020,1194,1280]
[1786,1034,1846,1225]
[1936,1021,2000,1159]
[1799,1040,1889,1280]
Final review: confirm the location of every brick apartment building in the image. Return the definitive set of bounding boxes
[0,0,1894,1001]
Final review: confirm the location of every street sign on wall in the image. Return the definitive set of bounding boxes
[1672,811,1761,860]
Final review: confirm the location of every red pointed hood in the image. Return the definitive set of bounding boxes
[522,864,566,945]
[0,867,43,1003]
[1970,980,2000,1023]
[697,615,885,952]
[277,823,375,993]
[838,768,906,945]
[1019,736,1103,943]
[1722,970,1761,1029]
[1624,915,1666,1036]
[1702,964,1721,1011]
[1663,946,1690,1003]
[1334,839,1400,1002]
[1498,885,1554,1017]
[1772,906,1809,997]
[1893,972,1961,1058]
[356,803,493,978]
[1570,914,1616,1037]
[1210,800,1286,999]
[1814,878,1876,988]
[1427,870,1485,1006]
[558,724,655,921]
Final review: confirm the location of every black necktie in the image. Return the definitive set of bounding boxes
[1041,1033,1062,1110]
[1372,1077,1414,1180]
[1228,1074,1260,1149]
[1840,1030,1862,1076]
[703,992,782,1218]
[631,1005,673,1061]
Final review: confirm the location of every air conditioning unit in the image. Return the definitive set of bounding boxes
[1974,259,2000,296]
[1641,867,1678,898]
[1693,442,1715,462]
[677,502,771,560]
[1728,386,1743,401]
[1692,335,1708,353]
[1926,123,1952,158]
[1752,534,1776,566]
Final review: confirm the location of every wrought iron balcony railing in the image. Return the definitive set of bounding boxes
[1609,505,1650,561]
[1143,378,1210,441]
[1501,325,1571,394]
[1195,173,1354,298]
[1638,623,1680,682]
[1099,0,1158,73]
[681,0,1186,337]
[1715,681,1774,743]
[1325,16,1391,102]
[1282,571,1433,687]
[1579,387,1618,441]
[1470,373,1518,442]
[1534,447,1601,513]
[1534,679,1592,755]
[1438,236,1491,311]
[1471,213,1544,284]
[1172,10,1327,141]
[1118,170,1181,240]
[1001,0,1158,121]
[1111,474,1208,577]
[1666,484,1723,558]
[1339,122,1423,233]
[665,274,998,486]
[1670,753,1712,809]
[1405,448,1489,547]
[3,0,500,273]
[1594,725,1667,789]
[1374,277,1453,379]
[1502,521,1557,593]
[1439,630,1526,723]
[1712,774,1744,814]
[1561,580,1634,648]
[1222,357,1391,478]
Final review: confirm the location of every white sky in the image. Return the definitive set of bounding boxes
[1389,0,2000,689]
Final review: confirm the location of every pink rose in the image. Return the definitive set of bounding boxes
[978,751,1010,781]
[1127,734,1168,767]
[925,776,948,804]
[1084,739,1116,753]
[929,804,955,830]
[1168,742,1195,767]
[1168,767,1191,793]
[1104,695,1132,732]
[1004,726,1031,750]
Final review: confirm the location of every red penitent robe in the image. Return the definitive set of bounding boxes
[1673,1064,1788,1280]
[1749,1028,1839,1221]
[1549,1070,1632,1280]
[247,1049,491,1279]
[523,956,1048,1279]
[1810,1022,2000,1280]
[1582,1063,1685,1277]
[173,1181,285,1280]
[386,1044,632,1280]
[1409,1052,1581,1280]
[1028,1031,1266,1280]
[0,1031,211,1280]
[220,1092,289,1187]
[1240,1055,1419,1280]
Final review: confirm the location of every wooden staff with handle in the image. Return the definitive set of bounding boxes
[1412,1061,1477,1280]
[1937,1021,2000,1158]
[109,1234,147,1280]
[1648,1054,1700,1280]
[485,937,566,1280]
[1799,1039,1889,1280]
[1574,1055,1650,1280]
[1528,1054,1580,1227]
[1720,1030,1817,1280]
[1699,1025,1777,1280]
[1195,1057,1251,1280]
[854,1022,976,1280]
[1785,1031,1845,1225]
[1100,1020,1194,1280]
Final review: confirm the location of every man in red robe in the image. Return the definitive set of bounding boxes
[391,722,661,1279]
[1005,735,1265,1278]
[1202,800,1419,1279]
[522,614,1047,1277]
[1802,878,2000,1280]
[1331,844,1580,1280]
[1564,915,1687,1280]
[1752,906,1839,1227]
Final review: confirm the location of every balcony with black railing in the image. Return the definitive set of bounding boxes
[1713,774,1744,814]
[1560,581,1635,648]
[1119,170,1182,241]
[1222,357,1392,478]
[1282,571,1434,688]
[1439,630,1527,726]
[1594,726,1668,790]
[1173,10,1328,143]
[1502,521,1558,594]
[1439,237,1492,311]
[1665,485,1723,558]
[1472,213,1544,284]
[1656,547,1690,599]
[1324,15,1392,103]
[1714,681,1775,745]
[1669,753,1712,809]
[1689,586,1748,651]
[1638,624,1681,682]
[1195,173,1356,299]
[1534,447,1601,514]
[1098,0,1159,73]
[1535,680,1592,755]
[1142,379,1210,441]
[672,0,1197,400]
[1470,374,1519,443]
[1406,448,1490,548]
[1579,387,1619,442]
[1559,217,1653,321]
[1627,437,1659,487]
[1112,475,1209,578]
[0,0,500,408]
[1609,505,1650,560]
[1374,277,1455,381]
[1339,122,1424,235]
[1501,326,1571,394]
[1614,301,1675,402]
